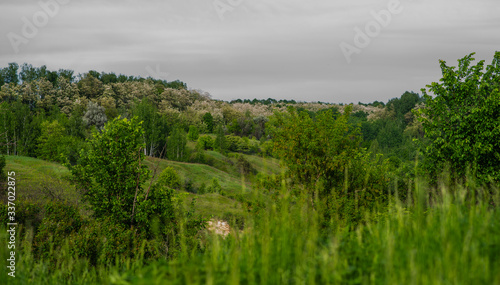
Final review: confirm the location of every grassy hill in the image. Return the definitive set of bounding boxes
[3,151,281,219]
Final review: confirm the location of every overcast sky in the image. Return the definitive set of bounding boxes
[1,0,498,103]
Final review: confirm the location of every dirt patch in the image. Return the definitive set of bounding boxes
[207,219,231,237]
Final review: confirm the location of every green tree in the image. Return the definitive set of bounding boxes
[387,91,421,122]
[187,125,199,141]
[268,106,362,190]
[418,52,500,183]
[36,120,71,163]
[19,63,38,83]
[268,106,390,226]
[167,125,187,161]
[0,101,41,156]
[202,112,214,133]
[1,63,19,85]
[132,99,168,157]
[71,116,150,225]
[77,73,104,99]
[214,124,227,154]
[207,178,222,194]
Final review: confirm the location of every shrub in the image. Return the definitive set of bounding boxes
[225,135,249,153]
[36,120,74,163]
[197,135,214,150]
[222,212,245,230]
[157,167,181,190]
[207,178,222,194]
[184,177,195,193]
[198,182,207,195]
[236,154,256,176]
[33,202,83,260]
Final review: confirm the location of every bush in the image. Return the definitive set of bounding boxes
[36,120,75,163]
[157,167,182,190]
[207,178,222,194]
[0,199,42,235]
[184,177,195,193]
[236,154,256,176]
[225,135,245,153]
[33,202,83,260]
[222,212,245,230]
[198,182,207,195]
[197,135,214,150]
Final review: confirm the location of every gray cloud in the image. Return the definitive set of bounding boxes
[0,0,498,103]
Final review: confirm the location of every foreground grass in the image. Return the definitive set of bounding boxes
[2,181,499,284]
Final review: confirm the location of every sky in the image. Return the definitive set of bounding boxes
[0,0,498,103]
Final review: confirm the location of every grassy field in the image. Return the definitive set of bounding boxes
[1,179,499,284]
[2,155,499,284]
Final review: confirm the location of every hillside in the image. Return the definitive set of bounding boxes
[3,150,281,219]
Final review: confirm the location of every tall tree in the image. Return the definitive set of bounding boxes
[214,124,227,154]
[1,63,19,85]
[77,73,104,99]
[418,52,500,183]
[187,125,199,141]
[132,99,168,157]
[0,101,41,156]
[202,112,214,133]
[167,125,187,161]
[36,120,70,163]
[70,116,150,225]
[83,101,108,130]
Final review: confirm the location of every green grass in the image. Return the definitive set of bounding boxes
[2,180,499,284]
[4,153,275,219]
[184,192,245,218]
[3,156,78,205]
[4,155,71,181]
[4,155,499,284]
[144,156,252,219]
[144,156,250,194]
[143,151,280,219]
[240,153,281,176]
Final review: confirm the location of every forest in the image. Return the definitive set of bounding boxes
[0,52,499,284]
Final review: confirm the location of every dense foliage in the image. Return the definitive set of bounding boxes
[71,116,150,225]
[419,52,500,183]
